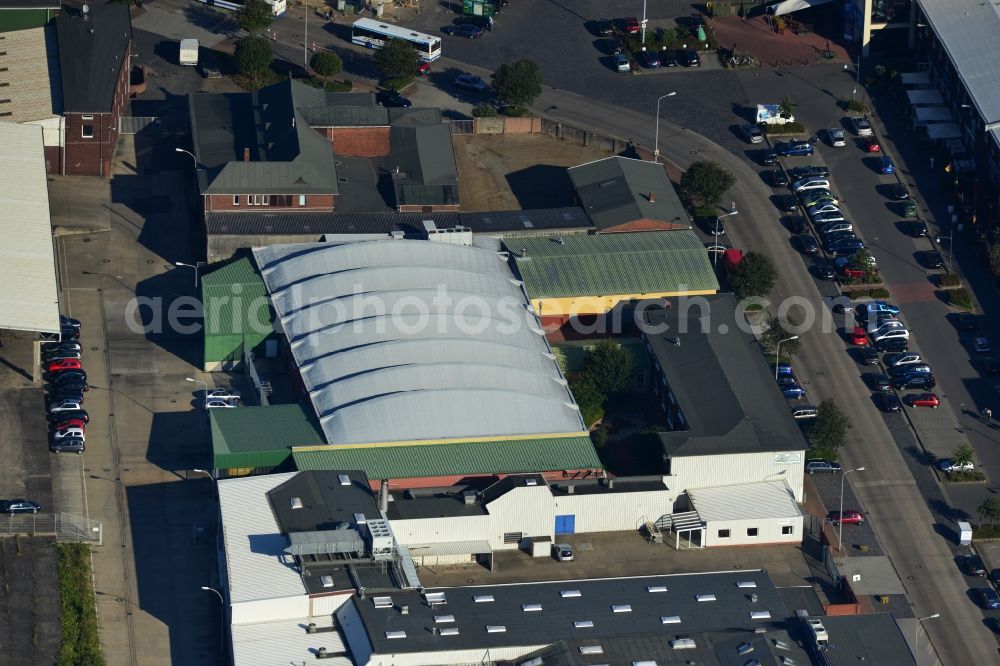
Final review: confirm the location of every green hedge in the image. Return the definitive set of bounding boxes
[947,288,974,310]
[763,122,806,135]
[58,544,104,666]
[938,273,962,288]
[946,469,986,482]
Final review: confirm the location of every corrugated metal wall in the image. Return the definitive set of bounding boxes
[670,451,804,501]
[311,592,353,616]
[231,595,310,625]
[486,486,555,549]
[390,515,490,545]
[553,490,674,533]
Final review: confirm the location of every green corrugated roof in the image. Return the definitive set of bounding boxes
[211,403,325,469]
[201,257,273,337]
[509,231,719,299]
[292,435,602,478]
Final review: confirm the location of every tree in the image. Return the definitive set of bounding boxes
[569,373,604,428]
[235,36,272,85]
[492,59,542,110]
[761,314,801,356]
[978,495,1000,527]
[850,247,879,282]
[583,340,634,395]
[779,95,796,118]
[988,243,1000,278]
[806,399,849,453]
[310,51,343,77]
[953,442,975,467]
[374,39,418,84]
[728,251,777,299]
[679,160,736,208]
[237,0,273,35]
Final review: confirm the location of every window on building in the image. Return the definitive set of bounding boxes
[82,124,94,138]
[298,195,307,206]
[747,527,759,538]
[232,196,239,206]
[782,525,794,535]
[503,532,522,545]
[246,195,253,206]
[717,529,730,539]
[262,195,269,206]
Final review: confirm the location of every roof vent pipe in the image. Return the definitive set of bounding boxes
[649,192,656,202]
[243,147,250,162]
[379,480,389,513]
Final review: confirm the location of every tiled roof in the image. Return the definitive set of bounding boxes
[292,435,602,479]
[508,230,719,299]
[211,403,325,469]
[0,26,61,123]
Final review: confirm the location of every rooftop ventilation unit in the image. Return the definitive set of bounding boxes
[611,605,632,613]
[696,594,717,602]
[486,625,506,633]
[579,646,604,655]
[737,581,758,589]
[807,619,829,646]
[338,474,351,486]
[670,638,697,650]
[365,519,395,561]
[373,596,393,609]
[434,615,455,624]
[522,603,542,612]
[574,620,594,628]
[462,491,477,505]
[660,616,681,624]
[353,512,367,526]
[780,657,797,665]
[474,595,495,603]
[440,627,459,636]
[385,631,406,639]
[646,585,668,593]
[424,592,447,606]
[320,576,334,589]
[632,662,658,666]
[290,497,303,510]
[774,640,790,651]
[750,611,771,620]
[561,590,582,598]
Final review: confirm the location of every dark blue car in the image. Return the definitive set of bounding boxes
[639,51,661,68]
[879,156,895,174]
[771,363,793,377]
[777,376,806,399]
[778,142,814,157]
[976,588,1000,610]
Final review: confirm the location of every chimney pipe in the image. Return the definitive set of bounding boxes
[378,479,389,513]
[243,147,250,162]
[649,192,656,203]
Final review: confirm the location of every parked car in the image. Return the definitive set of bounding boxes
[681,49,700,66]
[454,73,488,91]
[980,356,1000,376]
[859,345,880,365]
[778,142,814,157]
[956,312,978,332]
[884,352,922,368]
[47,409,88,424]
[639,51,661,68]
[771,170,790,187]
[50,417,86,431]
[792,177,829,193]
[918,250,944,269]
[594,18,614,35]
[705,242,730,257]
[59,315,81,330]
[199,52,223,79]
[871,320,906,338]
[795,235,819,255]
[622,16,640,34]
[205,399,238,409]
[60,327,80,340]
[810,204,844,218]
[864,372,892,392]
[443,23,483,38]
[758,150,779,166]
[772,363,793,377]
[0,499,40,514]
[864,136,880,152]
[824,128,846,147]
[906,392,940,408]
[888,363,931,378]
[939,458,972,473]
[860,301,900,316]
[828,510,865,526]
[975,588,1000,610]
[50,438,85,454]
[800,192,839,209]
[45,380,89,394]
[604,37,625,55]
[552,543,574,561]
[662,50,680,67]
[876,337,909,353]
[892,374,936,390]
[777,377,806,399]
[49,400,83,413]
[614,52,631,72]
[828,238,866,256]
[806,459,842,474]
[375,90,412,108]
[872,327,910,345]
[775,194,799,212]
[961,556,988,576]
[52,427,85,441]
[43,341,82,353]
[206,389,241,401]
[973,337,992,355]
[46,358,82,372]
[43,350,82,362]
[874,391,901,412]
[739,124,764,144]
[849,116,873,136]
[820,221,853,236]
[789,165,830,179]
[46,390,85,405]
[879,156,896,174]
[838,263,868,280]
[43,370,87,384]
[904,220,928,237]
[811,211,846,224]
[791,405,818,420]
[889,183,909,200]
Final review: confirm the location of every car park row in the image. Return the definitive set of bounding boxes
[43,315,88,455]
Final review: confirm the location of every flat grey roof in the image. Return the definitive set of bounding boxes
[385,495,487,520]
[342,570,789,656]
[253,240,586,445]
[820,614,916,666]
[268,470,379,534]
[643,294,807,457]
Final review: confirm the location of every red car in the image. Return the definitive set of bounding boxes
[622,16,640,34]
[417,62,431,76]
[829,510,865,526]
[46,358,82,372]
[864,137,880,153]
[907,392,940,408]
[850,326,867,346]
[840,265,866,279]
[50,418,86,431]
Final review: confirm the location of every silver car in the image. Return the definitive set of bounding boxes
[552,543,574,561]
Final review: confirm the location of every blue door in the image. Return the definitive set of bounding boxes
[554,515,575,534]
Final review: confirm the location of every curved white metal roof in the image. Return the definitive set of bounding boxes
[253,240,585,444]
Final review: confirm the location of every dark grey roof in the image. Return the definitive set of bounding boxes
[568,156,689,231]
[334,155,393,213]
[340,570,789,656]
[267,470,379,534]
[385,494,487,520]
[388,123,459,207]
[301,105,388,127]
[189,80,339,196]
[480,474,547,504]
[300,559,397,596]
[55,2,131,112]
[549,477,667,496]
[643,294,807,457]
[459,208,591,235]
[819,614,916,666]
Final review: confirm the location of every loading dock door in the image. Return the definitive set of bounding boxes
[555,515,576,534]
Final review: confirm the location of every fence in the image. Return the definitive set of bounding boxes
[538,118,634,155]
[0,512,102,544]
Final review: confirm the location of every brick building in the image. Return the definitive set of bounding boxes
[56,2,132,176]
[189,80,459,220]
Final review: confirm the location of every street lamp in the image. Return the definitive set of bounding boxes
[640,0,648,50]
[175,261,204,288]
[914,613,940,664]
[174,147,198,169]
[713,207,739,267]
[186,377,208,409]
[837,466,865,552]
[935,233,953,272]
[774,335,798,379]
[201,586,226,657]
[653,91,677,163]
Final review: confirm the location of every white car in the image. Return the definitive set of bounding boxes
[884,352,922,368]
[49,400,83,413]
[52,427,85,441]
[808,204,842,217]
[206,389,241,401]
[552,543,574,561]
[811,211,846,223]
[792,178,830,193]
[938,459,973,473]
[825,128,846,147]
[849,116,873,136]
[206,399,238,409]
[872,328,909,343]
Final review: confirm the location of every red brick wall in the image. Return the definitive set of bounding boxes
[325,127,390,157]
[204,193,336,213]
[44,146,61,175]
[398,203,461,213]
[62,38,130,176]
